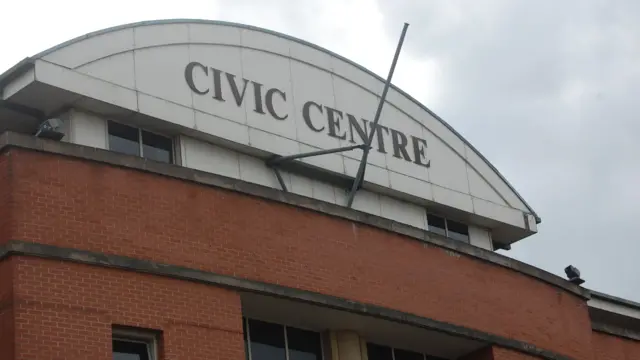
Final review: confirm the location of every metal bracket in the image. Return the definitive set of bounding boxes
[264,22,409,201]
[266,144,368,192]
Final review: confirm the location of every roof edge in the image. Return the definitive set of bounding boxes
[0,18,540,223]
[0,57,34,90]
[590,290,640,310]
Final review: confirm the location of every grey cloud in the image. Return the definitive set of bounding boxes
[379,1,640,299]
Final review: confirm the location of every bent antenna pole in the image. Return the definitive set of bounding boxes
[346,22,409,208]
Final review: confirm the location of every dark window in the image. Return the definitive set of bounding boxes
[244,318,323,360]
[394,349,424,360]
[244,318,250,360]
[108,121,140,157]
[367,343,393,360]
[427,214,447,237]
[113,339,150,360]
[447,220,469,243]
[142,130,173,163]
[248,319,287,360]
[107,121,173,164]
[287,327,323,360]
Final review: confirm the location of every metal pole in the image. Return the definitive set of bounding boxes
[266,144,367,166]
[346,22,409,207]
[272,167,288,192]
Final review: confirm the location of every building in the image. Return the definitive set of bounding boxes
[0,19,638,360]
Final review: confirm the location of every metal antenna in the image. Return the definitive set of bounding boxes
[346,22,409,207]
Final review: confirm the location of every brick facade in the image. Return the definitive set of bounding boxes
[0,148,639,360]
[10,256,243,360]
[591,331,640,360]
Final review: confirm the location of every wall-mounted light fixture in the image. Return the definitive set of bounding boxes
[35,118,65,141]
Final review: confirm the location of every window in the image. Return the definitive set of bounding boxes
[108,120,174,164]
[244,318,323,360]
[112,328,157,360]
[446,219,469,243]
[426,214,469,243]
[366,343,443,360]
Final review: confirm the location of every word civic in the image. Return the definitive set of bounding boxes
[184,61,430,167]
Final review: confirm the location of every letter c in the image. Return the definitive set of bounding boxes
[185,62,209,95]
[302,101,325,132]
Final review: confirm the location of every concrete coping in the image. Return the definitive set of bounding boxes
[0,131,589,300]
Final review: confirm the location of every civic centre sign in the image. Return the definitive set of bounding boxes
[0,20,539,237]
[184,61,430,169]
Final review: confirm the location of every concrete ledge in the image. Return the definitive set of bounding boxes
[0,131,589,300]
[0,240,574,360]
[591,290,640,311]
[592,322,640,342]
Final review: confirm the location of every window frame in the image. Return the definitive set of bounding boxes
[106,120,176,164]
[112,326,159,360]
[366,342,445,360]
[243,317,325,360]
[426,213,470,244]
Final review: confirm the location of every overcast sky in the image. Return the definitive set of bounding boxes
[2,0,639,301]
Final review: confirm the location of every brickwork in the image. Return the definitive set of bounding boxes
[0,259,15,360]
[591,331,640,360]
[11,256,243,360]
[1,149,596,359]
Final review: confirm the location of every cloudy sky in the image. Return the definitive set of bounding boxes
[2,0,639,300]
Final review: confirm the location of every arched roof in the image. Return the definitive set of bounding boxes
[0,19,540,226]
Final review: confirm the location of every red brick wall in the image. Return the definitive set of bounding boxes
[12,256,243,360]
[0,259,15,360]
[4,149,594,359]
[592,331,640,360]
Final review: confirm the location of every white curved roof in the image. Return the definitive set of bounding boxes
[0,19,540,242]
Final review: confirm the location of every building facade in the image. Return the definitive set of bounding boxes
[0,20,638,360]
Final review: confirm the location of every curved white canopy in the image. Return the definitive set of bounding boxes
[0,20,540,244]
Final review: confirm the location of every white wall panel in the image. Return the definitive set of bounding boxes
[42,28,134,68]
[77,52,135,89]
[467,165,507,206]
[289,41,333,70]
[181,136,240,179]
[290,60,340,150]
[241,49,296,139]
[389,172,433,201]
[137,93,195,129]
[189,24,242,45]
[473,198,525,228]
[195,111,249,145]
[134,45,192,106]
[239,153,288,189]
[67,110,107,149]
[241,29,290,56]
[465,145,529,212]
[426,133,470,194]
[381,105,429,181]
[380,196,427,230]
[432,185,474,213]
[134,24,189,48]
[289,172,314,198]
[468,225,493,251]
[332,76,387,168]
[188,44,247,125]
[351,190,382,216]
[311,180,337,204]
[28,21,538,239]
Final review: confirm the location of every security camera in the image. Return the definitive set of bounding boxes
[35,118,65,141]
[564,265,585,286]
